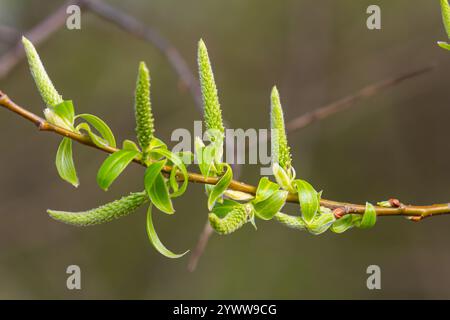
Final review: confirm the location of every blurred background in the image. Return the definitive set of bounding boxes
[0,0,449,299]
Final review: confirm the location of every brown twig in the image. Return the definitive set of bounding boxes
[1,90,449,218]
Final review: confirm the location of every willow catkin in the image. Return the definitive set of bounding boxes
[208,205,249,235]
[22,37,63,108]
[134,61,155,153]
[47,191,148,226]
[198,39,225,136]
[270,86,292,170]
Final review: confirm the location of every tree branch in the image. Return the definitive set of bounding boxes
[1,90,449,220]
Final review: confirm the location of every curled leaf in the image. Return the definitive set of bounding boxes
[208,163,233,210]
[330,214,354,234]
[97,149,140,191]
[76,113,116,148]
[294,179,320,224]
[55,137,79,187]
[146,205,188,258]
[254,177,280,203]
[252,190,288,221]
[357,202,377,229]
[151,148,188,198]
[48,191,148,226]
[307,208,335,235]
[146,172,174,214]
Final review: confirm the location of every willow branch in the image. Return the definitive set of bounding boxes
[1,90,449,220]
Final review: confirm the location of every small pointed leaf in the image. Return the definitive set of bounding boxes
[207,163,233,210]
[97,150,139,191]
[295,179,319,224]
[55,138,79,187]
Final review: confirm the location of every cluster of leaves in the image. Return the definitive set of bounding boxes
[22,36,377,259]
[439,0,450,50]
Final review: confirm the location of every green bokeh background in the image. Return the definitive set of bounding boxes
[1,0,450,299]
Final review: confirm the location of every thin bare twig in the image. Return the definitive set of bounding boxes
[0,25,20,44]
[286,65,434,132]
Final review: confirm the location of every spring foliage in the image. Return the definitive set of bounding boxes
[22,37,378,259]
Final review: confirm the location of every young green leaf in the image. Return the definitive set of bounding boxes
[273,212,307,230]
[146,173,174,214]
[144,159,166,191]
[55,137,79,187]
[208,204,249,235]
[272,163,294,192]
[357,202,377,229]
[151,148,189,198]
[252,190,288,221]
[207,163,233,210]
[270,86,292,170]
[51,100,75,130]
[22,36,63,108]
[134,62,155,152]
[97,150,140,191]
[146,205,188,258]
[254,177,280,203]
[76,123,110,149]
[122,139,140,152]
[438,41,450,51]
[307,209,335,235]
[198,39,225,136]
[295,179,319,224]
[330,214,354,234]
[75,113,116,147]
[48,191,148,226]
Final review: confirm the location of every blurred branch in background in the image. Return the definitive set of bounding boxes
[0,25,20,44]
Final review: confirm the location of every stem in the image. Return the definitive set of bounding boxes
[1,90,449,219]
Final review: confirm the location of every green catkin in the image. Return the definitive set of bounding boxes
[208,205,248,235]
[135,61,155,153]
[441,0,450,39]
[47,191,148,226]
[22,37,63,108]
[274,212,306,230]
[270,86,292,170]
[197,39,225,136]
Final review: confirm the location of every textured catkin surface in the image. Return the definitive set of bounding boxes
[134,62,154,152]
[274,212,306,230]
[48,191,148,226]
[208,205,248,235]
[197,40,224,134]
[270,87,292,170]
[22,37,63,107]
